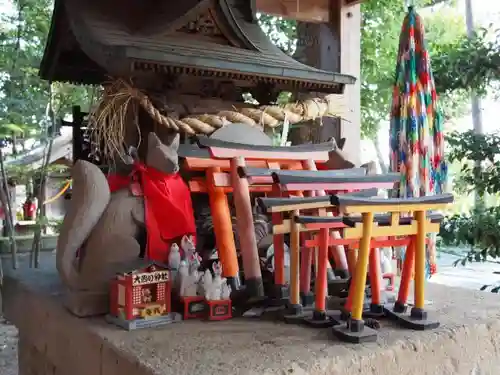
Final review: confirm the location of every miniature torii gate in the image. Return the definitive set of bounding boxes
[183,138,342,298]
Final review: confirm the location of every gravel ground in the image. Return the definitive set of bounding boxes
[0,317,17,375]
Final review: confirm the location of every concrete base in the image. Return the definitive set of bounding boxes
[4,254,500,375]
[106,313,183,331]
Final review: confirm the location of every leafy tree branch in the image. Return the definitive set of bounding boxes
[440,131,500,264]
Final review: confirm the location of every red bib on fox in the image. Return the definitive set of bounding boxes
[107,162,196,263]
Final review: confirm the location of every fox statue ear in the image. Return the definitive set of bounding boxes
[325,136,355,170]
[337,138,346,150]
[361,160,378,175]
[326,137,338,149]
[327,137,346,151]
[168,133,180,152]
[148,132,161,149]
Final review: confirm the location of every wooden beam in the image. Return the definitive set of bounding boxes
[255,0,330,23]
[255,0,363,23]
[338,3,361,165]
[343,0,363,6]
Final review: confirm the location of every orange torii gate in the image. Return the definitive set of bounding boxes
[182,138,340,299]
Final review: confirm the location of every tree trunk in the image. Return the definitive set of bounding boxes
[373,138,388,174]
[11,132,17,156]
[31,140,53,268]
[0,148,17,269]
[31,83,56,268]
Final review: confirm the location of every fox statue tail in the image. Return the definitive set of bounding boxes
[56,160,110,289]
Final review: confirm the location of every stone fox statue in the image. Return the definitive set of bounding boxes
[56,132,186,317]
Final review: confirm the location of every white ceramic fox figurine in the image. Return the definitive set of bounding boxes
[201,270,213,300]
[181,234,196,259]
[168,243,181,270]
[178,260,190,296]
[221,283,232,300]
[208,262,225,300]
[380,249,393,274]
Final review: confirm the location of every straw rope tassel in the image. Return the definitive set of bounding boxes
[89,80,349,136]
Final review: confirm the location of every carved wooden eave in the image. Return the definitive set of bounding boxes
[39,0,356,94]
[39,0,106,84]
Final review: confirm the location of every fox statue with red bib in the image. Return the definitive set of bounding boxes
[56,132,195,317]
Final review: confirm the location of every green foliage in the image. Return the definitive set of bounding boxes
[6,163,70,186]
[257,14,296,55]
[440,206,500,265]
[447,130,500,196]
[0,0,53,137]
[360,0,473,137]
[441,130,500,263]
[0,0,93,147]
[360,0,405,138]
[258,1,497,139]
[0,0,497,146]
[47,217,63,233]
[433,29,500,96]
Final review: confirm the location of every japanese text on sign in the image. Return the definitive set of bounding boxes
[132,271,169,286]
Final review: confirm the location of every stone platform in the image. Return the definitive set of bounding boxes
[3,255,500,375]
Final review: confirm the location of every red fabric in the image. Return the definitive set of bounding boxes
[23,202,36,220]
[315,162,328,171]
[107,162,196,263]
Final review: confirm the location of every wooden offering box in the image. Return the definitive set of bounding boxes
[206,299,232,321]
[106,263,182,330]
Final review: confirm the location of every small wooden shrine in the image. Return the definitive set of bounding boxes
[39,0,363,276]
[39,0,360,163]
[107,262,181,330]
[34,0,458,348]
[40,0,368,323]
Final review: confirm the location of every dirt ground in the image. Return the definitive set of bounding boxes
[0,318,18,375]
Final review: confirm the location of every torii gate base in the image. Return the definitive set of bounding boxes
[4,254,500,375]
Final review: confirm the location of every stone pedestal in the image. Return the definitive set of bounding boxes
[3,254,500,375]
[18,335,56,375]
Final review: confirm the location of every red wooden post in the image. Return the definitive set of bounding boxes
[314,227,329,313]
[207,167,240,287]
[301,159,348,276]
[230,156,263,297]
[368,247,382,307]
[396,237,415,309]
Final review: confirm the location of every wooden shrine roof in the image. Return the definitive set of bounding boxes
[39,0,356,94]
